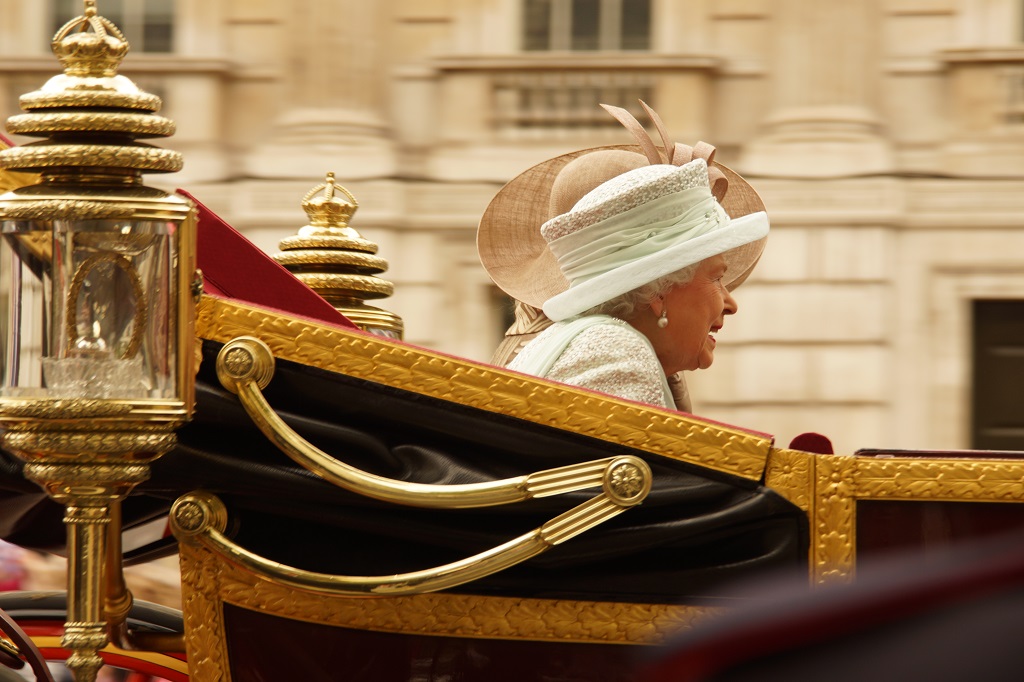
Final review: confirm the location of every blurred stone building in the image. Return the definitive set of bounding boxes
[2,0,1023,456]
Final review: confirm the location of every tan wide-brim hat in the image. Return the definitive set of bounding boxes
[478,143,767,310]
[541,159,769,322]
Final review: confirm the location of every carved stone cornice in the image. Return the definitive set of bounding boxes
[431,54,720,73]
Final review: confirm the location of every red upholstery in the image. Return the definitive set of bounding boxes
[788,432,834,454]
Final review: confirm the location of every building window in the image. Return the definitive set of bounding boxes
[972,299,1024,451]
[524,0,651,51]
[493,71,653,134]
[53,0,174,53]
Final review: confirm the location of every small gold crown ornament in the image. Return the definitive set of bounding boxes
[274,173,404,339]
[0,0,181,176]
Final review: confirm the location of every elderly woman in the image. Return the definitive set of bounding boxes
[478,103,768,410]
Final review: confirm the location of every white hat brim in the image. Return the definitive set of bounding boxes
[542,211,769,322]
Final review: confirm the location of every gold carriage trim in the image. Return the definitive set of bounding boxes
[196,295,772,481]
[765,448,1024,586]
[179,540,719,654]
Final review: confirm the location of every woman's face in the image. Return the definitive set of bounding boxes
[655,255,737,374]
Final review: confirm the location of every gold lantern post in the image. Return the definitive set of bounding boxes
[0,2,196,680]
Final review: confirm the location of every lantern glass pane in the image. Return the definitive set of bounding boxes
[0,220,52,397]
[0,218,178,400]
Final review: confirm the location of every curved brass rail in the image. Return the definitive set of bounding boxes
[215,336,653,509]
[172,468,648,595]
[195,334,655,594]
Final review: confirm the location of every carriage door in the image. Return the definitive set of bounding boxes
[972,300,1024,450]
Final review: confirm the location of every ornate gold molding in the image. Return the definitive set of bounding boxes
[18,91,162,111]
[179,544,232,682]
[23,463,151,487]
[292,272,394,296]
[764,447,814,514]
[813,456,856,585]
[273,249,388,270]
[179,539,717,654]
[6,112,176,137]
[0,145,182,173]
[767,448,1024,586]
[195,296,772,481]
[803,453,1024,585]
[0,399,134,420]
[852,458,1024,501]
[0,199,138,221]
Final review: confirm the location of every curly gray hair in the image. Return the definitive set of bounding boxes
[580,262,699,319]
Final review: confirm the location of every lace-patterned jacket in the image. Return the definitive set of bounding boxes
[507,315,678,410]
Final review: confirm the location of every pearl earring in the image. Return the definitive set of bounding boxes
[657,309,668,328]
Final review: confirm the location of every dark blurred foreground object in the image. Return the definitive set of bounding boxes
[639,528,1024,682]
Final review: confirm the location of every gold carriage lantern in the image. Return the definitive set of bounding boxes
[0,2,195,679]
[0,2,195,409]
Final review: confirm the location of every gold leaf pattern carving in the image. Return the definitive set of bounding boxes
[804,453,1024,585]
[175,539,719,660]
[179,544,231,682]
[764,448,813,513]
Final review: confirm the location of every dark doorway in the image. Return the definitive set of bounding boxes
[972,300,1024,450]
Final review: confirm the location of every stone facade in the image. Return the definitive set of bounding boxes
[2,0,1023,455]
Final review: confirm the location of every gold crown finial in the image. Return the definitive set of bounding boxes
[301,172,359,232]
[52,0,131,78]
[0,0,181,177]
[274,175,404,339]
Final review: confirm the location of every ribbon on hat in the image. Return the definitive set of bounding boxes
[600,101,729,203]
[549,187,725,287]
